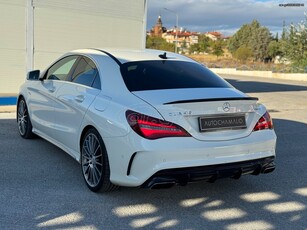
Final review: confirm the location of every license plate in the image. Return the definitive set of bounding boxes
[199,114,246,132]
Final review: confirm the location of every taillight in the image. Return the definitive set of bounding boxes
[126,110,191,139]
[253,111,274,131]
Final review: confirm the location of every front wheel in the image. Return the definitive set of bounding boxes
[81,128,118,192]
[17,98,34,139]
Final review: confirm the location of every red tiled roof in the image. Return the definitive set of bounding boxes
[207,31,222,37]
[166,31,198,36]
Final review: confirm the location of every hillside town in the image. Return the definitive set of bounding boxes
[148,15,229,54]
[147,14,307,74]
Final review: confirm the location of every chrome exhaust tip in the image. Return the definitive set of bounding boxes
[142,177,177,189]
[261,163,276,174]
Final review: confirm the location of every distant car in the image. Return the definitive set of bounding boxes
[17,49,276,192]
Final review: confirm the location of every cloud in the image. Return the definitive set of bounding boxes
[147,0,307,35]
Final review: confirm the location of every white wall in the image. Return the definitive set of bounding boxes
[0,0,147,95]
[0,0,27,95]
[33,0,146,70]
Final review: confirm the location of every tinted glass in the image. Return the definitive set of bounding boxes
[46,56,78,80]
[71,57,100,89]
[92,75,101,89]
[120,61,231,91]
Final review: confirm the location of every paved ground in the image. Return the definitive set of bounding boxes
[0,75,306,229]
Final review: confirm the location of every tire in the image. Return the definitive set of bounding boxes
[17,98,34,139]
[81,128,118,192]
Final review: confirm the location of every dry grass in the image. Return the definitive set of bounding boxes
[187,54,299,73]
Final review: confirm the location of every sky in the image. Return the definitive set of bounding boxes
[146,0,307,36]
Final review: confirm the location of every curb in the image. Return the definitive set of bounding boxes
[210,68,307,82]
[0,106,16,113]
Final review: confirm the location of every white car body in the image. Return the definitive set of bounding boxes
[18,49,276,190]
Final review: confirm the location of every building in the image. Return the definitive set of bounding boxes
[163,30,199,49]
[151,15,165,36]
[0,0,147,97]
[149,15,198,51]
[205,31,222,41]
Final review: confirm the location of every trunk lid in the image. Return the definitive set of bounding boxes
[133,88,259,141]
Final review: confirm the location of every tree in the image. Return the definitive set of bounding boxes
[228,20,272,61]
[228,24,251,53]
[234,46,253,62]
[146,36,175,52]
[190,34,211,53]
[211,40,224,58]
[281,20,286,40]
[268,40,283,58]
[275,32,279,41]
[251,26,272,60]
[283,17,307,69]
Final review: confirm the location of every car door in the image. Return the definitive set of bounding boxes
[53,56,101,155]
[28,56,78,139]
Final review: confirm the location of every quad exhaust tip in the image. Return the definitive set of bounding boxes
[145,177,177,189]
[141,158,276,189]
[261,163,276,174]
[143,166,276,189]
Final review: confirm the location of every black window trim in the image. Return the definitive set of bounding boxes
[42,55,79,81]
[90,48,122,66]
[67,56,83,82]
[68,55,101,90]
[42,53,102,90]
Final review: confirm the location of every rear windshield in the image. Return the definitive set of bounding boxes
[120,60,231,91]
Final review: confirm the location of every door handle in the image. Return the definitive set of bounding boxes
[74,95,85,103]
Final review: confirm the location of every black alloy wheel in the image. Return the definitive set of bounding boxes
[81,128,118,192]
[17,98,34,139]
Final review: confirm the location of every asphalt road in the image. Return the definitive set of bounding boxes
[0,75,306,230]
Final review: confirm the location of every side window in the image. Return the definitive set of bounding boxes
[71,57,100,89]
[46,56,78,81]
[92,74,101,89]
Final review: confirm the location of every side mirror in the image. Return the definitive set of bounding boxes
[27,70,40,80]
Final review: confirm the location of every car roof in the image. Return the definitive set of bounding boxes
[68,48,194,64]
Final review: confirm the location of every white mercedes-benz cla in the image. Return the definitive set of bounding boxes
[17,49,276,192]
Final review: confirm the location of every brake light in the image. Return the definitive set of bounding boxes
[253,111,273,131]
[126,110,191,139]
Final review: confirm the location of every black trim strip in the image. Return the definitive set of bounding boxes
[163,97,258,105]
[141,156,275,188]
[90,48,122,66]
[127,152,137,175]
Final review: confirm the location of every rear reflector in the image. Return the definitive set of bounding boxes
[253,111,274,131]
[126,110,191,139]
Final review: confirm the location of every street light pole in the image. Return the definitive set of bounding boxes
[163,8,178,53]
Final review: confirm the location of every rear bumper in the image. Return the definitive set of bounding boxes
[105,129,276,187]
[141,156,275,189]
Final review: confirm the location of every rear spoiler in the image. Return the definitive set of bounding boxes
[163,97,258,105]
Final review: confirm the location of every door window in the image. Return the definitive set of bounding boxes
[46,56,78,81]
[71,57,101,89]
